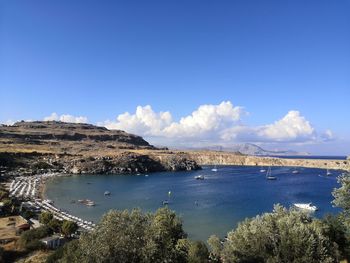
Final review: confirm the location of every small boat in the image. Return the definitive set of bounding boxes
[104,191,111,196]
[211,165,218,172]
[145,174,149,177]
[195,175,204,180]
[326,169,332,176]
[294,203,317,211]
[266,167,277,180]
[162,200,169,205]
[292,170,299,174]
[260,167,266,173]
[86,201,95,207]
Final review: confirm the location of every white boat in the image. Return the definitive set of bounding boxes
[86,201,95,207]
[260,168,266,173]
[326,169,332,176]
[162,200,169,205]
[292,170,299,174]
[211,165,218,172]
[104,191,111,196]
[294,203,317,211]
[195,175,204,180]
[266,167,277,180]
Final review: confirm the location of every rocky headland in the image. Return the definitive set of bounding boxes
[0,121,200,176]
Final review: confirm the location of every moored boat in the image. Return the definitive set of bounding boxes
[195,175,205,180]
[293,203,317,211]
[266,167,277,180]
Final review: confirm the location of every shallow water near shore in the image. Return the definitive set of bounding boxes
[44,166,342,241]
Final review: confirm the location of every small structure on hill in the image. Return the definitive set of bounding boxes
[40,235,65,249]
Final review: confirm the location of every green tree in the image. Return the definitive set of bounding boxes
[61,220,78,237]
[144,207,187,262]
[322,214,350,260]
[188,240,209,263]
[39,211,53,225]
[18,226,51,250]
[59,207,189,263]
[333,172,350,223]
[207,235,222,262]
[219,205,339,263]
[47,239,82,263]
[48,218,63,233]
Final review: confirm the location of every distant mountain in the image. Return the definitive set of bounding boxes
[227,143,309,156]
[178,143,309,156]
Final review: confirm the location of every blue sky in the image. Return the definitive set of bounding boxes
[0,1,349,155]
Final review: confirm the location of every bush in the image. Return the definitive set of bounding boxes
[58,207,188,263]
[188,241,209,263]
[39,212,53,225]
[61,220,78,237]
[19,226,52,250]
[48,218,62,233]
[214,205,340,263]
[32,161,53,170]
[25,239,46,251]
[46,239,80,263]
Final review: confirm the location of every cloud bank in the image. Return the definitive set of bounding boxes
[44,113,88,123]
[99,101,330,146]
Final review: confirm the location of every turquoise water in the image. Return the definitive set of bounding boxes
[45,166,342,241]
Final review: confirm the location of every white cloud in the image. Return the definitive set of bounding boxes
[164,101,245,138]
[101,105,172,136]
[257,111,315,142]
[44,113,88,123]
[100,101,246,140]
[2,120,16,126]
[100,102,332,146]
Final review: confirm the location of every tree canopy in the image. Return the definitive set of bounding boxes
[210,204,340,263]
[58,207,188,263]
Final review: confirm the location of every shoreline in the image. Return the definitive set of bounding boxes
[4,172,95,231]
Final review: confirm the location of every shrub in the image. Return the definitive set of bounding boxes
[19,226,52,250]
[216,205,340,263]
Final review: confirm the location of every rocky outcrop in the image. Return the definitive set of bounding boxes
[0,151,200,176]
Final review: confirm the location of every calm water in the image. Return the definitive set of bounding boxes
[45,166,342,241]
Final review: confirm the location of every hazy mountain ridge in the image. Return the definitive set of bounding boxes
[178,143,309,156]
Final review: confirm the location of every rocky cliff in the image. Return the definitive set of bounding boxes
[187,151,350,171]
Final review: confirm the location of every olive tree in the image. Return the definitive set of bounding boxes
[214,205,340,263]
[59,207,188,263]
[39,211,53,225]
[333,172,350,222]
[61,220,78,237]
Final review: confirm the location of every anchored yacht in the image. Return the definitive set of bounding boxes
[294,203,317,211]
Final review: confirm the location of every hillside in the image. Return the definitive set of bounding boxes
[0,121,199,175]
[0,121,155,155]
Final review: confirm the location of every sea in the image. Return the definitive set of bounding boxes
[44,164,345,241]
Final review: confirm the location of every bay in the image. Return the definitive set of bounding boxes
[45,165,342,241]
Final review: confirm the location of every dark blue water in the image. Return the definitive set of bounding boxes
[45,166,342,241]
